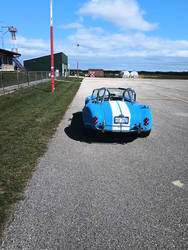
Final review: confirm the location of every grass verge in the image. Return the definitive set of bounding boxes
[0,78,82,241]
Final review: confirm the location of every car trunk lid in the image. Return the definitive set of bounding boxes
[101,101,131,132]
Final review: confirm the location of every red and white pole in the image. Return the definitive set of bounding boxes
[77,61,79,78]
[77,44,79,79]
[50,0,55,93]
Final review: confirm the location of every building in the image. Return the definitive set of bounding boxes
[24,52,68,76]
[0,48,22,71]
[130,71,139,78]
[88,69,104,77]
[120,71,130,78]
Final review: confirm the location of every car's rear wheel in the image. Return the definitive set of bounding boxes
[84,127,97,137]
[139,130,151,137]
[82,120,95,135]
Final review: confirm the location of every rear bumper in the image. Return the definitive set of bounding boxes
[102,125,130,132]
[94,124,151,133]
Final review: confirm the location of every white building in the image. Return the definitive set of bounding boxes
[130,71,139,78]
[121,71,130,78]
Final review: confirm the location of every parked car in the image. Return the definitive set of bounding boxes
[82,87,152,136]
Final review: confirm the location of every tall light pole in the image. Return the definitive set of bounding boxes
[77,43,79,79]
[50,0,55,93]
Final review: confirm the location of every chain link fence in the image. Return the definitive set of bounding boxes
[0,71,51,95]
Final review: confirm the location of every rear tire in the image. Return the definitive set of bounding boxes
[139,130,151,137]
[83,126,96,136]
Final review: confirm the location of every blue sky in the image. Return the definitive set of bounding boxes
[1,0,188,71]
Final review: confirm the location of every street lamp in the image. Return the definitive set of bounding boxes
[50,0,55,93]
[77,43,79,79]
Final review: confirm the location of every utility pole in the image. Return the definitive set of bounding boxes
[50,0,55,92]
[77,43,79,79]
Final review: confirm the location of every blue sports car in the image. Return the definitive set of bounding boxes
[82,88,152,136]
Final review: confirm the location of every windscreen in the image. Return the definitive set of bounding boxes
[108,88,124,97]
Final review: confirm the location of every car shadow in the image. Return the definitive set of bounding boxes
[64,112,138,144]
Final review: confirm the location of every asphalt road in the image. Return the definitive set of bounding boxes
[1,78,188,249]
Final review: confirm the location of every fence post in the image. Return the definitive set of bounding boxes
[0,71,5,94]
[35,72,37,81]
[17,71,19,89]
[27,71,30,86]
[0,71,1,88]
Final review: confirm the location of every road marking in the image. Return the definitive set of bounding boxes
[172,180,184,188]
[160,94,188,103]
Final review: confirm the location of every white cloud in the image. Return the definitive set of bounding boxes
[12,28,188,60]
[59,22,83,29]
[14,36,49,50]
[13,36,50,56]
[78,0,158,31]
[8,26,188,70]
[18,48,48,56]
[67,26,188,58]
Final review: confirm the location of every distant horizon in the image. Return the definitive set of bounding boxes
[69,69,188,73]
[22,54,188,72]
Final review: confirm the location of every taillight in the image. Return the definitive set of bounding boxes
[93,116,98,124]
[144,117,149,125]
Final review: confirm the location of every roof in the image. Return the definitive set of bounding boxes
[88,69,104,71]
[24,52,67,62]
[0,48,21,57]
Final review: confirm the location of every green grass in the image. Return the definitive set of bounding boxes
[0,78,82,240]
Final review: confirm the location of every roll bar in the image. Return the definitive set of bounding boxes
[92,88,136,104]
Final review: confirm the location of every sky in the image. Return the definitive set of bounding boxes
[1,0,188,71]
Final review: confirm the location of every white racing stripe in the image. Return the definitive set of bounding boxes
[109,101,121,131]
[117,101,131,131]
